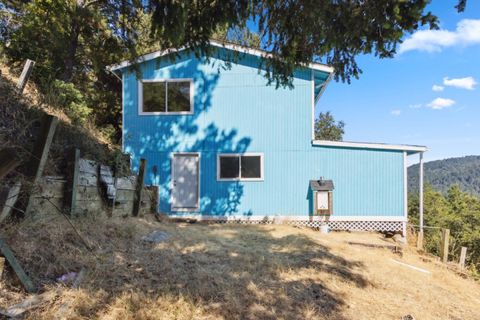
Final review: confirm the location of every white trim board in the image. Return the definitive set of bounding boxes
[108,40,334,74]
[166,215,407,222]
[312,140,427,153]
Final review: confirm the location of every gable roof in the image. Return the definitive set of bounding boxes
[310,179,335,191]
[107,39,334,74]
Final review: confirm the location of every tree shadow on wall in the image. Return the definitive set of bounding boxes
[123,50,254,215]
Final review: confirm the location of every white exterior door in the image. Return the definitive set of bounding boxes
[172,154,199,211]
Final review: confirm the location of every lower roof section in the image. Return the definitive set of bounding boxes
[312,140,427,155]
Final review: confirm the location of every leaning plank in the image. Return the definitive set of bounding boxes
[15,115,58,216]
[0,182,21,223]
[0,290,59,318]
[0,238,36,293]
[26,115,59,184]
[16,59,35,94]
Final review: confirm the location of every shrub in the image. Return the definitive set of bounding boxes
[45,80,92,124]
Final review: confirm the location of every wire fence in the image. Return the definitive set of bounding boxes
[408,223,476,276]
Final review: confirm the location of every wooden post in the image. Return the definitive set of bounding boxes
[15,114,58,216]
[440,228,450,263]
[459,246,467,270]
[132,158,146,217]
[69,149,80,216]
[416,230,424,250]
[16,59,35,94]
[0,256,4,279]
[0,238,36,293]
[0,148,20,181]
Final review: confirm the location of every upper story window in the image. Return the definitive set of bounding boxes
[217,153,264,181]
[138,79,193,115]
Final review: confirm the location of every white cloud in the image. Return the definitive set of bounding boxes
[432,85,444,92]
[427,98,455,110]
[391,109,401,116]
[443,76,477,90]
[399,19,480,53]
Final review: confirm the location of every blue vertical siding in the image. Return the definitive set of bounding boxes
[121,48,405,217]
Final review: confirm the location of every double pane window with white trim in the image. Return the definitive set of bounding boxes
[217,154,263,181]
[140,79,193,114]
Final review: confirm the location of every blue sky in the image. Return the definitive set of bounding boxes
[317,1,480,162]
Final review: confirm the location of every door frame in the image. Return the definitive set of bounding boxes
[170,152,201,212]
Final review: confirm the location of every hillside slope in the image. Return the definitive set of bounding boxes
[0,62,127,179]
[408,155,480,196]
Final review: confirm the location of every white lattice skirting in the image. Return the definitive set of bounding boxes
[170,215,405,232]
[288,220,403,232]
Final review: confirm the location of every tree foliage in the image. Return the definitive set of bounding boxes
[1,0,143,141]
[142,0,443,85]
[408,156,480,197]
[409,184,480,275]
[0,0,470,141]
[314,111,345,141]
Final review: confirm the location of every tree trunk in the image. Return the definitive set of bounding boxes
[63,3,82,82]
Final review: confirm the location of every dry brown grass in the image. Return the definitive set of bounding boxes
[1,214,479,319]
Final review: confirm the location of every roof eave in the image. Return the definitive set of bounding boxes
[311,140,428,154]
[107,40,335,74]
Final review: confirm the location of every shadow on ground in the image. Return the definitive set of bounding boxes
[2,214,372,319]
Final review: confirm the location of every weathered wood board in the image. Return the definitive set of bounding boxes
[28,176,65,215]
[0,238,36,293]
[78,159,98,175]
[16,59,35,93]
[116,176,137,190]
[0,182,21,223]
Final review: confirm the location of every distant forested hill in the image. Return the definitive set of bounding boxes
[408,156,480,196]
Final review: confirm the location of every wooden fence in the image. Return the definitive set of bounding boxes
[28,158,157,217]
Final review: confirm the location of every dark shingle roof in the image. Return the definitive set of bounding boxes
[310,179,334,191]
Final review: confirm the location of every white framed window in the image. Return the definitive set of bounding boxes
[138,78,194,115]
[217,153,264,181]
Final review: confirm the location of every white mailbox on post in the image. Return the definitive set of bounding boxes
[310,178,334,215]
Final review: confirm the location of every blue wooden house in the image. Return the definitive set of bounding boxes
[109,40,427,233]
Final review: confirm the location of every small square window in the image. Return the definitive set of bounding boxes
[168,81,191,112]
[143,82,166,112]
[241,156,261,179]
[219,156,240,179]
